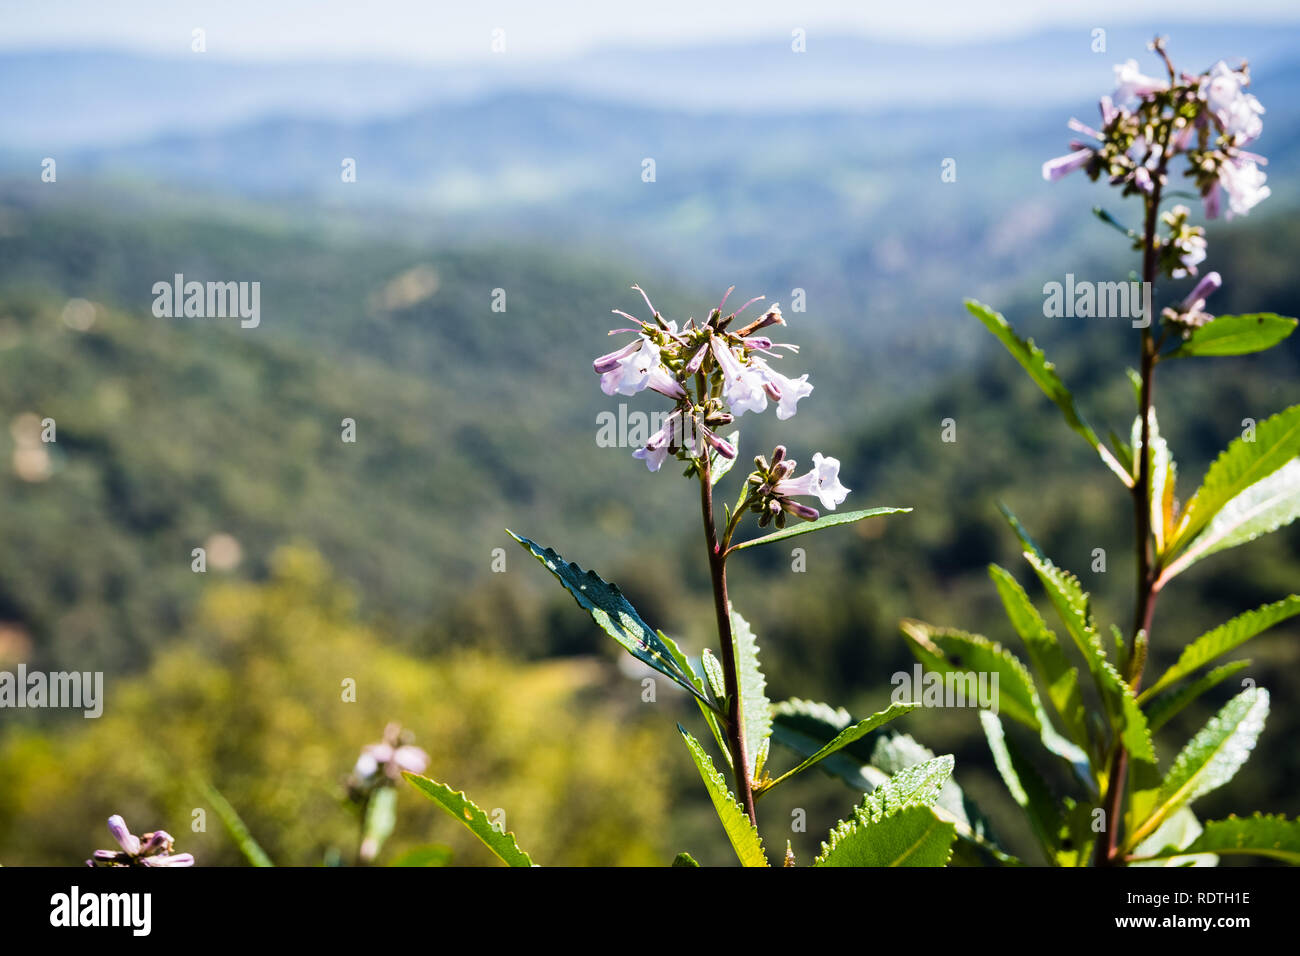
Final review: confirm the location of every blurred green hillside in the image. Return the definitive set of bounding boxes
[0,193,1297,866]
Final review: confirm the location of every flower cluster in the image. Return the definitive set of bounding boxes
[594,287,814,474]
[347,722,429,800]
[87,814,194,867]
[1161,270,1222,331]
[745,446,850,527]
[1043,41,1270,221]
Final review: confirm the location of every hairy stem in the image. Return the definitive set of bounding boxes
[698,454,758,829]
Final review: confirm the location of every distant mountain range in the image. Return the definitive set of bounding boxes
[5,22,1300,148]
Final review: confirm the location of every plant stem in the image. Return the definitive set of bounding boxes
[1094,180,1166,865]
[698,454,758,829]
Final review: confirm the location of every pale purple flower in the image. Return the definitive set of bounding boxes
[1183,271,1222,313]
[709,336,769,417]
[1042,148,1093,182]
[1114,58,1169,102]
[88,815,194,867]
[751,358,813,420]
[1218,156,1270,218]
[773,453,850,511]
[600,334,664,396]
[1205,61,1264,143]
[633,410,682,473]
[352,723,431,786]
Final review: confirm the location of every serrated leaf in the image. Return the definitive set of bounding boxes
[980,710,1063,864]
[1140,596,1300,701]
[701,648,726,701]
[671,851,701,867]
[966,299,1132,486]
[1134,814,1300,864]
[1168,313,1298,358]
[728,507,911,553]
[1021,551,1152,764]
[678,726,768,867]
[1145,660,1252,732]
[762,701,918,792]
[388,844,454,867]
[1132,408,1175,554]
[1129,808,1217,867]
[1169,404,1300,555]
[815,804,956,867]
[1161,460,1300,582]
[769,698,883,791]
[404,774,535,867]
[989,564,1088,749]
[730,608,770,778]
[710,430,740,486]
[1126,688,1270,850]
[508,531,714,710]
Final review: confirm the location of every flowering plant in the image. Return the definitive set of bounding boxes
[402,289,1007,867]
[920,38,1300,865]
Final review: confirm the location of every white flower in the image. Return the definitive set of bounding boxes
[709,336,768,417]
[1114,59,1169,103]
[600,334,663,396]
[1217,156,1270,218]
[773,453,850,511]
[752,358,813,420]
[1205,61,1264,143]
[633,411,681,472]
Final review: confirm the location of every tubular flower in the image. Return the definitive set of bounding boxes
[88,815,195,867]
[773,452,851,511]
[1162,270,1222,331]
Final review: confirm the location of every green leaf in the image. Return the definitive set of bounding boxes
[201,781,274,867]
[671,851,701,867]
[730,608,771,779]
[988,564,1088,749]
[769,698,883,792]
[710,430,741,486]
[966,299,1132,486]
[1161,460,1300,582]
[1126,688,1270,850]
[388,844,454,867]
[1140,596,1300,701]
[1129,808,1217,867]
[1131,408,1175,554]
[762,701,918,792]
[508,531,715,710]
[814,760,958,868]
[815,805,956,867]
[728,507,910,553]
[1169,404,1300,555]
[361,785,398,862]
[1168,313,1298,358]
[1145,661,1252,732]
[1134,814,1300,864]
[980,711,1064,864]
[701,648,726,701]
[404,774,535,867]
[678,726,768,867]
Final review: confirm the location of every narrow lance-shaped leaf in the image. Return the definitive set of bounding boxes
[678,726,768,867]
[1160,460,1300,583]
[1131,408,1175,554]
[404,774,535,867]
[508,531,715,710]
[1145,660,1252,733]
[988,564,1088,750]
[1169,404,1300,555]
[966,299,1132,486]
[201,781,274,867]
[1167,313,1298,358]
[730,608,771,779]
[1132,814,1300,865]
[1139,595,1300,702]
[1126,688,1270,850]
[728,507,911,553]
[761,701,918,792]
[979,711,1062,865]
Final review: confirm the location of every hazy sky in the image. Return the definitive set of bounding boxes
[3,0,1300,61]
